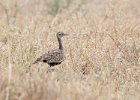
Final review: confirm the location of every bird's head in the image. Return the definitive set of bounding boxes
[57,32,68,38]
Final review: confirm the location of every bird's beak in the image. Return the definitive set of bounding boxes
[64,34,68,36]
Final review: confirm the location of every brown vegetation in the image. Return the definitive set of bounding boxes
[0,0,140,100]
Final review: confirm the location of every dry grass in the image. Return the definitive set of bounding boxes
[0,0,140,100]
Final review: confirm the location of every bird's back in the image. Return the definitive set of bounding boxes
[45,49,64,63]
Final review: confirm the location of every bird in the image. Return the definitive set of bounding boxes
[33,32,68,72]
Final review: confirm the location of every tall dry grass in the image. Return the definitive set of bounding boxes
[0,0,140,100]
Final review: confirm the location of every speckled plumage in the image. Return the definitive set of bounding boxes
[33,49,64,66]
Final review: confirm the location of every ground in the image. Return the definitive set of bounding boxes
[0,0,140,100]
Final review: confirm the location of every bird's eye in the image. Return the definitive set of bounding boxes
[57,32,64,36]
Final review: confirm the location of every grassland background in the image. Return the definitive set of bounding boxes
[0,0,140,100]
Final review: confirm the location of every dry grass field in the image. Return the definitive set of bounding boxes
[0,0,140,100]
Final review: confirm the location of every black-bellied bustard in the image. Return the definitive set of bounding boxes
[33,32,68,72]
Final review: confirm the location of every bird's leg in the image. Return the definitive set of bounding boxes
[38,67,40,72]
[26,65,31,73]
[47,66,55,73]
[47,66,51,73]
[38,64,42,72]
[25,65,32,77]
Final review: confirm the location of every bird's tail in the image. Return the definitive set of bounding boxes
[32,57,41,64]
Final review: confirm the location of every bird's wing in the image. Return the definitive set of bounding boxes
[33,49,63,64]
[43,49,64,63]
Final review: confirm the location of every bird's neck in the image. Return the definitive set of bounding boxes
[57,37,63,50]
